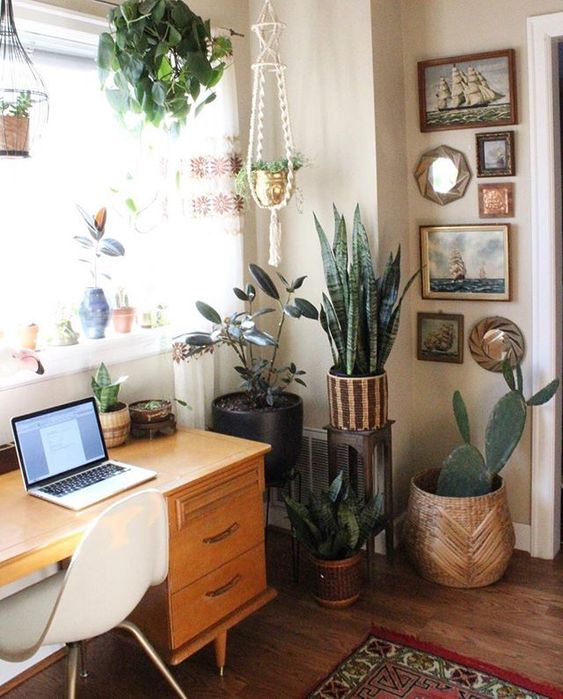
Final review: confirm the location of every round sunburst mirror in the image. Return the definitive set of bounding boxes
[414,145,471,206]
[468,316,525,372]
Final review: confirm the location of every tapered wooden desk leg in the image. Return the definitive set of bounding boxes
[214,631,227,676]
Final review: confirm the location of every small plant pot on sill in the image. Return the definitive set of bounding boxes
[16,323,39,350]
[403,468,515,588]
[327,369,388,431]
[310,552,363,608]
[0,115,30,157]
[112,307,136,334]
[98,403,130,448]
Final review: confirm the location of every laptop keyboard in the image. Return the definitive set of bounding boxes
[39,462,127,497]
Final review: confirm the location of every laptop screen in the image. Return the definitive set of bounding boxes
[12,398,108,488]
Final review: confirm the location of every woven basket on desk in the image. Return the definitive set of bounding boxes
[327,371,388,431]
[99,403,130,448]
[403,468,515,588]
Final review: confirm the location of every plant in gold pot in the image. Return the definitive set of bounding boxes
[235,153,306,207]
[91,362,130,448]
[404,360,559,588]
[315,205,419,431]
[284,471,383,607]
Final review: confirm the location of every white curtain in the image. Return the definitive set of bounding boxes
[171,57,244,428]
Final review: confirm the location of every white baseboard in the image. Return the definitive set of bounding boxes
[513,522,531,552]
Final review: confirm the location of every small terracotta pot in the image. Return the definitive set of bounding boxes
[0,115,29,156]
[16,324,39,350]
[98,403,130,448]
[112,307,136,334]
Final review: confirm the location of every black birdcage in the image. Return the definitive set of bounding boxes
[0,0,48,157]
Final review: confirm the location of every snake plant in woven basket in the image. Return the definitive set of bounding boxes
[283,471,383,560]
[91,362,128,413]
[315,205,419,376]
[437,360,559,497]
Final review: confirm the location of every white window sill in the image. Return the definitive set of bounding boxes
[0,328,172,392]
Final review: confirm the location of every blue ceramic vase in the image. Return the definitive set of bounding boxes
[79,287,110,339]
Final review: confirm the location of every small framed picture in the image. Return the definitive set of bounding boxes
[418,49,517,132]
[476,131,515,176]
[478,183,514,218]
[420,224,510,301]
[418,312,464,364]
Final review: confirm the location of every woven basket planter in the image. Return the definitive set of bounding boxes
[327,371,388,431]
[403,468,515,588]
[310,552,363,608]
[99,403,130,448]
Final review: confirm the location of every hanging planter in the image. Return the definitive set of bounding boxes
[235,154,305,207]
[0,93,30,156]
[247,0,299,267]
[97,0,232,132]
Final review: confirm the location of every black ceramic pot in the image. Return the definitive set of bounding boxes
[212,392,303,487]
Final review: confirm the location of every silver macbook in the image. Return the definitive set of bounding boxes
[11,397,156,511]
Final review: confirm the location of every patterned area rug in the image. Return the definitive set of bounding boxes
[307,626,562,698]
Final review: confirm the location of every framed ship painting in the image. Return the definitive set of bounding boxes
[420,224,510,301]
[417,312,464,364]
[418,49,517,132]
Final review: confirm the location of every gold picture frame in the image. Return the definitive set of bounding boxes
[420,224,510,301]
[476,131,515,177]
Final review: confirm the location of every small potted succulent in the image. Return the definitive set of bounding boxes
[0,91,32,156]
[284,471,383,607]
[404,360,559,588]
[129,399,172,424]
[235,153,306,207]
[91,362,130,447]
[15,322,39,350]
[74,206,125,339]
[112,288,135,334]
[47,307,79,347]
[174,263,318,486]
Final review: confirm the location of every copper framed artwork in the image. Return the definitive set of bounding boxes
[476,131,515,176]
[478,183,514,218]
[420,224,511,301]
[417,312,464,364]
[418,49,517,132]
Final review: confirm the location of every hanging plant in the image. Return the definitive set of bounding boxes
[97,0,232,131]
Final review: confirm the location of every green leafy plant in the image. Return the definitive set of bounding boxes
[315,205,420,376]
[0,91,32,118]
[234,153,306,200]
[283,471,383,560]
[176,263,318,409]
[74,206,125,288]
[91,362,128,413]
[97,0,232,131]
[437,360,559,497]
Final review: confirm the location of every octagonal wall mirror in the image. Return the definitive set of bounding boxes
[468,316,525,372]
[414,145,471,206]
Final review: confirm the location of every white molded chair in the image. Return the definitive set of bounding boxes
[0,489,187,698]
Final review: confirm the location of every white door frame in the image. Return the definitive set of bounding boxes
[528,13,563,559]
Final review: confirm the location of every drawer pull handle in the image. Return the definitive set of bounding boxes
[205,574,242,598]
[203,522,240,545]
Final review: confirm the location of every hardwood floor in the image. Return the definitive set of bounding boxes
[3,529,563,698]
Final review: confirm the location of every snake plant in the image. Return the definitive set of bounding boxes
[91,363,128,413]
[283,471,383,560]
[437,360,559,497]
[315,205,419,376]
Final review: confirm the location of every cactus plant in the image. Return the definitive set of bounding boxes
[437,361,559,497]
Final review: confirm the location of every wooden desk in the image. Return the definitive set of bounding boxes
[0,429,276,671]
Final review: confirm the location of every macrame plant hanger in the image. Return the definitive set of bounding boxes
[248,0,295,267]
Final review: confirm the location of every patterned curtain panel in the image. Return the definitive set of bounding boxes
[172,56,244,429]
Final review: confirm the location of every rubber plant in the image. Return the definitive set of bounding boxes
[97,0,232,130]
[437,360,559,497]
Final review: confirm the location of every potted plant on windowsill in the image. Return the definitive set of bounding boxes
[91,362,130,447]
[315,205,419,431]
[0,91,31,157]
[284,471,383,607]
[112,288,135,334]
[174,263,318,486]
[404,360,559,588]
[235,153,306,207]
[74,206,125,339]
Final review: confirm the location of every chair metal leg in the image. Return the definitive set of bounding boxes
[78,641,88,678]
[66,643,79,699]
[118,620,188,699]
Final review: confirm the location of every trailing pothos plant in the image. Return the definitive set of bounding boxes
[315,205,420,376]
[176,263,318,409]
[97,0,232,131]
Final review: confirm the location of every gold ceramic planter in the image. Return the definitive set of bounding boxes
[254,170,293,207]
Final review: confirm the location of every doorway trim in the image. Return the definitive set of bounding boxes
[528,13,563,559]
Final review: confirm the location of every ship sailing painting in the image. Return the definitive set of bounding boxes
[420,225,510,301]
[417,313,463,363]
[418,50,516,131]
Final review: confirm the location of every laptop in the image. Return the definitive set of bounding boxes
[11,397,156,511]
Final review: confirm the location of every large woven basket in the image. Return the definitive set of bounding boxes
[327,371,388,431]
[403,468,515,588]
[310,552,363,608]
[99,403,130,448]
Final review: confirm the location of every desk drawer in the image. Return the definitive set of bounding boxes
[169,488,263,592]
[170,544,266,648]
